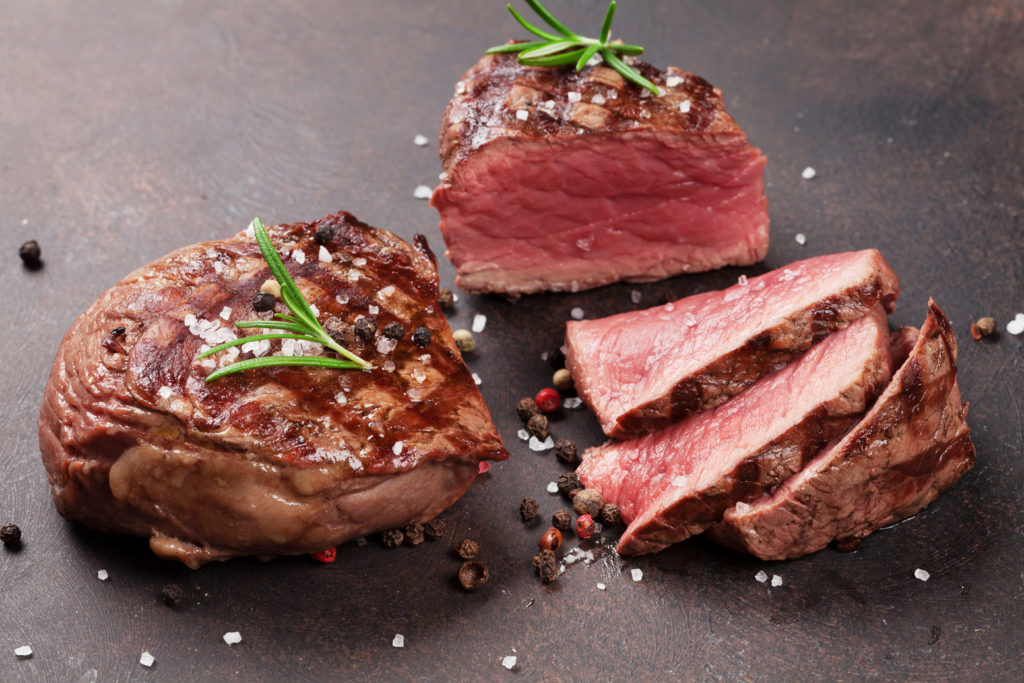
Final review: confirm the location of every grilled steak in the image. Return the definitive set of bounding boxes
[579,306,893,556]
[38,212,508,568]
[566,250,900,439]
[709,301,974,561]
[430,51,769,295]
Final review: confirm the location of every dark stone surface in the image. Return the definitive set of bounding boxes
[1,1,1021,680]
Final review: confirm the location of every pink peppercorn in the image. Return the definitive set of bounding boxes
[576,514,596,539]
[535,388,560,413]
[312,547,337,563]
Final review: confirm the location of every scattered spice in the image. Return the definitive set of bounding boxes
[455,539,479,559]
[324,317,355,348]
[18,240,42,269]
[252,291,276,312]
[382,321,406,340]
[404,523,425,546]
[381,528,404,547]
[160,583,183,607]
[526,413,549,439]
[412,326,431,347]
[518,498,540,522]
[532,549,559,583]
[552,509,572,531]
[516,397,539,422]
[553,439,579,466]
[453,329,475,354]
[539,527,563,552]
[314,224,334,245]
[111,326,126,337]
[260,278,282,298]
[573,489,604,517]
[423,518,446,541]
[438,288,455,310]
[971,316,996,340]
[557,472,582,497]
[576,514,596,539]
[1,524,22,547]
[552,368,573,392]
[535,388,560,413]
[598,503,622,526]
[312,547,337,563]
[458,561,489,590]
[355,317,377,343]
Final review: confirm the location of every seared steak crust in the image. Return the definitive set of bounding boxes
[39,212,507,567]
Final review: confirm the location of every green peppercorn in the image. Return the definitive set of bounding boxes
[552,368,573,392]
[453,329,475,354]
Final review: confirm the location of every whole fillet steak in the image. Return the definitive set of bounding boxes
[39,212,508,568]
[431,51,769,295]
[709,300,975,560]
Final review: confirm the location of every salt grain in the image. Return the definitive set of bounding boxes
[738,275,748,286]
[292,249,306,264]
[592,93,606,105]
[378,285,396,298]
[473,372,482,386]
[665,75,684,87]
[529,435,554,452]
[414,134,429,146]
[382,359,396,372]
[413,185,432,199]
[546,482,559,494]
[631,568,643,582]
[516,109,529,121]
[318,246,332,263]
[755,570,768,583]
[97,569,109,581]
[335,392,347,405]
[630,289,642,304]
[219,306,232,321]
[14,646,32,658]
[502,655,517,670]
[1006,313,1024,335]
[771,574,783,587]
[472,313,487,333]
[567,91,582,103]
[679,100,691,113]
[597,582,607,590]
[801,166,816,180]
[914,568,930,582]
[543,99,555,110]
[368,304,379,315]
[392,634,405,648]
[795,233,807,245]
[518,429,530,441]
[562,397,583,410]
[376,337,398,355]
[140,651,155,667]
[392,441,404,456]
[570,307,585,320]
[158,386,173,400]
[223,631,242,646]
[353,257,367,267]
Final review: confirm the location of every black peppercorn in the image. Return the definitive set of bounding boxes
[455,539,479,559]
[159,583,183,607]
[438,288,455,310]
[572,488,605,517]
[557,472,582,496]
[532,550,558,583]
[553,439,578,466]
[598,503,622,526]
[516,397,539,422]
[314,223,334,245]
[355,317,377,343]
[552,509,572,531]
[526,414,548,440]
[412,326,431,348]
[111,326,126,337]
[18,240,42,269]
[518,498,540,522]
[404,523,425,546]
[458,561,489,590]
[252,291,276,312]
[324,317,355,348]
[423,518,445,541]
[1,524,22,546]
[381,528,404,547]
[383,321,406,340]
[545,347,565,370]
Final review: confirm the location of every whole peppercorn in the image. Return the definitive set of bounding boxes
[532,550,559,583]
[516,397,539,422]
[518,498,540,523]
[599,503,622,526]
[355,317,377,343]
[557,472,582,496]
[553,439,579,466]
[381,528,404,547]
[538,527,563,552]
[438,288,455,311]
[311,547,337,563]
[404,523,425,546]
[252,291,276,312]
[383,321,406,340]
[412,326,431,347]
[576,513,596,539]
[458,561,489,590]
[526,414,549,439]
[971,316,997,340]
[452,329,475,354]
[552,509,572,531]
[260,278,282,298]
[1,524,21,546]
[159,583,184,607]
[573,488,605,517]
[423,518,446,541]
[553,368,573,392]
[111,326,126,337]
[314,223,335,245]
[18,240,42,269]
[535,388,560,413]
[324,317,355,348]
[455,539,479,559]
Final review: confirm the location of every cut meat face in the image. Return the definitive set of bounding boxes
[38,212,508,568]
[578,306,894,556]
[431,52,769,295]
[709,301,974,561]
[566,249,900,439]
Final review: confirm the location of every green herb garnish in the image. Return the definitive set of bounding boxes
[197,217,372,382]
[486,0,659,95]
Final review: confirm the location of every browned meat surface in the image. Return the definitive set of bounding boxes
[709,300,975,560]
[38,212,508,568]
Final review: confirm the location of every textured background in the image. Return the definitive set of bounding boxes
[1,0,1022,680]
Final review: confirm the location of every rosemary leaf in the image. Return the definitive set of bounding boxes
[204,356,362,383]
[575,44,602,70]
[486,40,547,55]
[521,48,589,68]
[507,5,562,41]
[601,48,660,95]
[599,1,616,44]
[524,0,574,37]
[519,39,584,60]
[234,320,308,334]
[196,333,321,360]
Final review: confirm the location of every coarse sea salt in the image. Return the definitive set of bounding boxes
[97,569,109,581]
[223,631,242,646]
[377,337,397,355]
[631,568,643,582]
[630,289,642,304]
[502,656,517,670]
[158,386,173,400]
[219,306,232,320]
[353,257,367,267]
[378,285,396,298]
[473,372,482,386]
[592,93,606,105]
[292,249,306,264]
[140,651,155,667]
[414,134,429,146]
[755,570,768,583]
[14,646,32,658]
[368,304,379,315]
[567,91,582,103]
[546,481,559,494]
[382,360,396,372]
[597,583,607,590]
[679,100,691,113]
[335,392,347,405]
[795,233,807,245]
[914,568,930,582]
[392,634,405,648]
[771,574,783,587]
[472,313,487,333]
[1006,313,1024,335]
[562,397,583,410]
[801,166,816,180]
[392,441,404,456]
[529,435,554,452]
[518,429,530,441]
[738,274,748,286]
[665,75,684,87]
[516,109,529,121]
[318,245,332,263]
[570,307,585,320]
[413,185,432,199]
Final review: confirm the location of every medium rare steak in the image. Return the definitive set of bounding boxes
[579,306,893,556]
[709,301,974,561]
[566,250,900,438]
[430,51,769,295]
[38,212,508,568]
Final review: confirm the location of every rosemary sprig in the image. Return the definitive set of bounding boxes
[486,0,659,95]
[197,217,372,382]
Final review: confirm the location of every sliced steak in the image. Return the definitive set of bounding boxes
[430,52,768,295]
[567,249,900,438]
[579,306,893,556]
[709,300,974,561]
[38,212,508,568]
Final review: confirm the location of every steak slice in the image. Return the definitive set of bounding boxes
[38,211,508,568]
[709,300,975,561]
[579,306,893,556]
[566,249,900,438]
[430,51,769,295]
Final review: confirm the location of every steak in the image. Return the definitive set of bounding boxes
[38,211,508,568]
[709,300,975,561]
[566,249,900,439]
[430,51,769,295]
[578,306,893,556]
